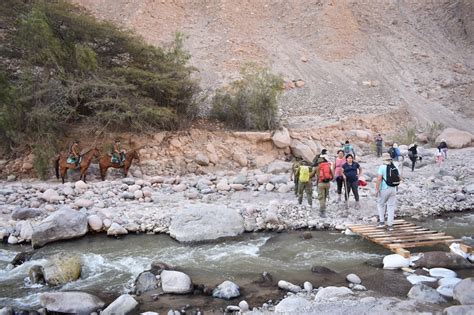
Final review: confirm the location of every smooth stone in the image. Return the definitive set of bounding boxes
[134,271,158,295]
[453,278,474,305]
[101,294,138,315]
[11,208,44,220]
[161,270,192,294]
[278,280,302,293]
[40,292,104,314]
[407,274,438,285]
[275,295,311,313]
[346,273,361,284]
[212,280,240,300]
[238,300,249,312]
[107,223,128,236]
[315,286,353,301]
[87,215,103,232]
[303,281,313,292]
[383,254,410,269]
[428,268,457,279]
[407,284,447,304]
[443,305,474,315]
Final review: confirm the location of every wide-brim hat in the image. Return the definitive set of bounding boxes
[382,153,392,160]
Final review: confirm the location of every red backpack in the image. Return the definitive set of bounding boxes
[319,162,333,183]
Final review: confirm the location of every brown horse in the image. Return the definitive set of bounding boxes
[55,148,100,184]
[99,149,140,180]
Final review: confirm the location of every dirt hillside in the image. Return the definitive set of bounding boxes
[71,0,474,132]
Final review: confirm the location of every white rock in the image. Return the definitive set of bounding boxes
[407,274,437,285]
[142,187,153,198]
[238,300,249,312]
[278,184,290,193]
[134,190,144,199]
[212,280,240,299]
[195,153,210,166]
[408,284,446,304]
[172,184,187,192]
[383,254,410,269]
[19,221,33,241]
[428,268,457,279]
[74,198,94,208]
[436,128,473,149]
[87,215,103,232]
[266,160,292,174]
[278,280,301,293]
[453,278,474,305]
[314,286,353,301]
[265,183,275,191]
[346,273,361,284]
[439,277,462,287]
[103,219,112,229]
[41,189,60,203]
[303,281,313,292]
[352,284,367,291]
[7,235,18,244]
[40,292,104,314]
[161,270,192,294]
[128,184,141,193]
[275,295,311,313]
[101,294,138,315]
[272,127,291,148]
[107,223,128,236]
[74,180,88,192]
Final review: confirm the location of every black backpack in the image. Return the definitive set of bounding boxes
[388,147,396,159]
[384,163,400,187]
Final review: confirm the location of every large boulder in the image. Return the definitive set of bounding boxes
[134,271,158,295]
[315,286,353,301]
[11,208,44,220]
[87,215,103,232]
[169,204,244,242]
[212,280,240,300]
[18,221,34,241]
[40,292,104,314]
[41,189,61,203]
[101,294,138,315]
[275,295,311,313]
[266,160,292,174]
[443,305,474,315]
[272,127,291,148]
[412,252,473,269]
[160,270,192,294]
[436,128,473,149]
[383,254,410,269]
[107,223,128,236]
[453,278,474,305]
[290,139,314,162]
[31,209,88,248]
[195,153,210,166]
[407,284,447,304]
[43,255,82,286]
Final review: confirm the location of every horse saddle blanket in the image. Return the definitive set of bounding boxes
[111,155,125,164]
[67,156,79,164]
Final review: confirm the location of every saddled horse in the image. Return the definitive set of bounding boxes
[99,149,140,180]
[55,148,100,184]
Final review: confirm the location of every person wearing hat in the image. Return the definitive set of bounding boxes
[69,140,81,166]
[112,138,126,166]
[315,154,334,217]
[312,148,328,167]
[375,153,400,231]
[437,139,448,160]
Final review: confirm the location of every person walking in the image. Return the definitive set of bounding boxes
[295,160,315,207]
[312,149,328,167]
[333,150,346,203]
[437,139,448,160]
[291,157,302,196]
[375,153,401,231]
[375,134,383,157]
[315,154,334,217]
[408,143,420,172]
[342,140,356,160]
[341,154,362,209]
[388,143,402,169]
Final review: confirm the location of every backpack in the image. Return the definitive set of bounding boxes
[343,144,352,154]
[299,165,310,182]
[384,163,400,187]
[319,162,333,183]
[388,147,396,159]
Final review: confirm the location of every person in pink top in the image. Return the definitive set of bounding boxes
[333,149,346,203]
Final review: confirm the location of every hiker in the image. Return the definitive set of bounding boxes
[333,149,346,203]
[341,154,362,208]
[388,143,402,168]
[112,139,126,166]
[291,157,303,196]
[315,154,334,217]
[374,134,383,157]
[312,149,328,167]
[437,139,448,160]
[435,150,444,167]
[407,143,420,172]
[342,140,356,160]
[69,140,81,166]
[295,160,315,207]
[375,153,401,231]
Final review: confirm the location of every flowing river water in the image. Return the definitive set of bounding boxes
[1,212,473,312]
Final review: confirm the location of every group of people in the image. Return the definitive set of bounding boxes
[68,139,126,166]
[290,135,449,231]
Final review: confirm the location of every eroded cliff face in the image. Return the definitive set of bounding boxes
[71,0,474,131]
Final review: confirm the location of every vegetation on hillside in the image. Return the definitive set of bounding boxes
[211,64,283,131]
[0,0,199,177]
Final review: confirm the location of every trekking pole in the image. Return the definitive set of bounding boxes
[344,177,349,209]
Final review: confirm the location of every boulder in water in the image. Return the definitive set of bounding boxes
[412,251,473,269]
[212,280,240,299]
[161,270,192,294]
[43,255,82,286]
[31,208,88,248]
[311,266,337,274]
[40,292,104,314]
[101,294,138,315]
[11,251,35,267]
[134,271,158,295]
[28,265,45,285]
[150,261,172,275]
[346,273,361,284]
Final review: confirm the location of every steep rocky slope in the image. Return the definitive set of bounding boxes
[72,0,474,132]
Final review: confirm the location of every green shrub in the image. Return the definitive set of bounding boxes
[394,127,417,145]
[425,121,444,145]
[211,64,283,130]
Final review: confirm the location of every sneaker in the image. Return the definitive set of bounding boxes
[376,222,385,228]
[386,226,394,232]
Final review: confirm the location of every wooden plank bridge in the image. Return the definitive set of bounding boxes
[346,219,472,258]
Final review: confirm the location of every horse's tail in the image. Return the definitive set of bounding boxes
[55,156,60,179]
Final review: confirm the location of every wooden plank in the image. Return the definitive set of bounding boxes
[349,222,417,230]
[351,226,421,234]
[346,219,407,228]
[460,244,472,254]
[387,239,463,249]
[395,247,411,258]
[363,228,430,237]
[373,232,446,242]
[379,235,455,244]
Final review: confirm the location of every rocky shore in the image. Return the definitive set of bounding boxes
[1,146,473,314]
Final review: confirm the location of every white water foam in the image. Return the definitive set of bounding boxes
[0,258,48,282]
